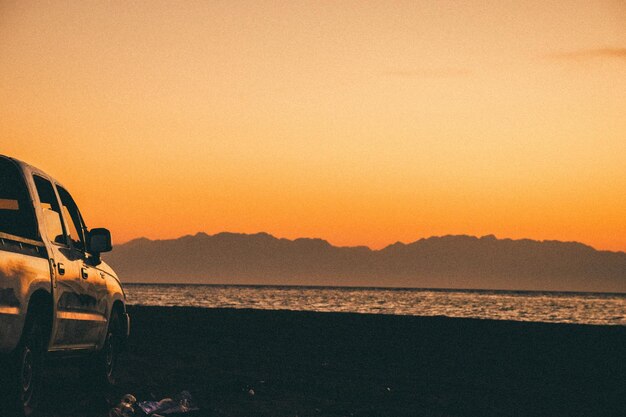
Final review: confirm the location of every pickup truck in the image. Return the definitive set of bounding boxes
[0,155,130,416]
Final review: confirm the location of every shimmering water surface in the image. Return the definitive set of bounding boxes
[125,284,626,326]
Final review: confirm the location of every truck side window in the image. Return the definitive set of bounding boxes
[0,157,38,240]
[33,175,67,245]
[57,186,87,252]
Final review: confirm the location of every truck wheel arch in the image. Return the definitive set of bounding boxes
[22,290,53,349]
[110,300,128,337]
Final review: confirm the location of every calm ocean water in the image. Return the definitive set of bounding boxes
[124,284,626,326]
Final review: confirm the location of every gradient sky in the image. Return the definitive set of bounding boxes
[1,1,625,251]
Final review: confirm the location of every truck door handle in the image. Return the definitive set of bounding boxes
[57,262,65,275]
[81,267,89,279]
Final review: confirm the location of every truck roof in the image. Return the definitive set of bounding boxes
[1,154,67,190]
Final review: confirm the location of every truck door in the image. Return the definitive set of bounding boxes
[32,175,101,349]
[56,185,108,345]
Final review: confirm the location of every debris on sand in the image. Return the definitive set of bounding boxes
[110,391,199,416]
[138,391,199,415]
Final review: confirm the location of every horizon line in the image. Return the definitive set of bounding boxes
[122,282,626,297]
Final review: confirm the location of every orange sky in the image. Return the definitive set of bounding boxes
[1,1,625,251]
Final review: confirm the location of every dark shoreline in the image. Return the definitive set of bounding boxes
[39,306,626,416]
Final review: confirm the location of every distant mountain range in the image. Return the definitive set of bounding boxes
[105,232,626,293]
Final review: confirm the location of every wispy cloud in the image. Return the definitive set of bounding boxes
[381,68,472,79]
[544,47,626,61]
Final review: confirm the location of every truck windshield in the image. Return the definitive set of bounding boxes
[0,157,39,240]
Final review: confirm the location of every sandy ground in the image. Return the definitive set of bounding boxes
[13,306,626,416]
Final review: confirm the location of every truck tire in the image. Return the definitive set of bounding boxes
[10,315,46,417]
[87,309,123,389]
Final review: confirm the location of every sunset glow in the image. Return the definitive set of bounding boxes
[1,1,625,251]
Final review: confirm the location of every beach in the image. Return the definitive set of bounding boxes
[37,306,626,416]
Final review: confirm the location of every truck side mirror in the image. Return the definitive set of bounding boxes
[88,228,112,255]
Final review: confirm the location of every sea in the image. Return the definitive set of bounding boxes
[124,284,626,326]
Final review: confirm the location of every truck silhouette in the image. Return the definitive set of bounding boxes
[0,155,130,416]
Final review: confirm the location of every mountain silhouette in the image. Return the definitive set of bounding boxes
[104,232,626,293]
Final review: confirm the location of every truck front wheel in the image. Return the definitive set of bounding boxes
[87,309,123,388]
